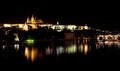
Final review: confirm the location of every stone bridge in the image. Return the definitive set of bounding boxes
[97,34,120,41]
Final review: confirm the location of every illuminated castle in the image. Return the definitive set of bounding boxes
[1,14,91,32]
[26,15,44,24]
[26,15,37,24]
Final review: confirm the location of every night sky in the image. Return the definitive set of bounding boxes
[0,0,120,30]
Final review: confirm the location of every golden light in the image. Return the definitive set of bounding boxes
[84,25,88,30]
[27,17,31,23]
[97,35,104,41]
[25,47,30,60]
[29,24,38,29]
[31,48,38,62]
[79,44,84,53]
[3,24,11,27]
[114,35,120,41]
[78,26,84,30]
[105,41,113,47]
[24,47,38,62]
[31,15,36,24]
[23,23,29,31]
[105,35,114,40]
[18,24,24,28]
[84,44,88,55]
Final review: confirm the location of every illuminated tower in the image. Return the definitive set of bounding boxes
[27,17,31,23]
[31,14,36,24]
[26,15,37,24]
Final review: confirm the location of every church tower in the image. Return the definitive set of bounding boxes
[26,14,37,24]
[27,17,31,23]
[31,14,36,24]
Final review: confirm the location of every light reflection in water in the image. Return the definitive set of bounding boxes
[79,44,84,53]
[2,38,120,63]
[24,40,91,62]
[114,41,120,47]
[24,47,39,62]
[1,39,92,63]
[25,47,29,60]
[45,40,91,55]
[2,44,20,50]
[14,44,19,50]
[56,46,65,55]
[66,44,77,54]
[105,41,113,47]
[2,45,6,50]
[79,41,90,55]
[96,41,104,49]
[65,40,77,54]
[84,44,89,55]
[46,47,53,55]
[96,41,120,48]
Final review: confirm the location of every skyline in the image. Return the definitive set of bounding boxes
[0,0,120,30]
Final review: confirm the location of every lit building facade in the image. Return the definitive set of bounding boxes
[0,15,91,32]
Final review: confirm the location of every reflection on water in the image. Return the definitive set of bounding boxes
[56,46,65,55]
[66,44,77,54]
[96,41,120,49]
[24,47,39,62]
[23,40,120,62]
[46,47,53,55]
[14,44,19,50]
[1,39,120,64]
[78,40,90,55]
[23,40,92,62]
[1,44,20,51]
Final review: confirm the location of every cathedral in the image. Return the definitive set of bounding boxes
[26,15,44,24]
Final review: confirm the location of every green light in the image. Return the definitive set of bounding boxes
[25,39,34,45]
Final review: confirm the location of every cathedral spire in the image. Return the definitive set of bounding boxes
[26,17,31,23]
[31,14,36,24]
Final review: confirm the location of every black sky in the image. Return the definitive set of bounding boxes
[0,0,120,30]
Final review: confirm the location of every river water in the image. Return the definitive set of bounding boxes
[0,39,120,69]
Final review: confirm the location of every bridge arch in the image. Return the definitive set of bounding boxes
[97,35,104,41]
[104,35,114,41]
[97,34,120,41]
[114,34,120,41]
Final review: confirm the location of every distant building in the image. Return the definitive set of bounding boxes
[0,15,92,32]
[1,15,47,31]
[77,24,91,30]
[26,15,44,24]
